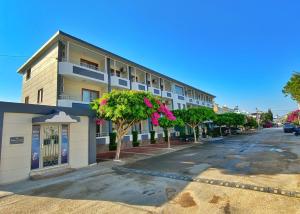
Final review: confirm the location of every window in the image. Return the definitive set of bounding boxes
[174,85,184,96]
[26,68,31,80]
[37,88,43,103]
[80,58,98,70]
[82,89,99,102]
[24,96,29,104]
[183,104,186,109]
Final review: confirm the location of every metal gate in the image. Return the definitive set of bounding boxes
[42,125,60,167]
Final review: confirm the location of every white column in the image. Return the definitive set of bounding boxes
[66,41,70,62]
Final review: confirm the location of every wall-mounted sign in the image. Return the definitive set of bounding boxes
[10,137,24,144]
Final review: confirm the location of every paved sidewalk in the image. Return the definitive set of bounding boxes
[97,141,195,162]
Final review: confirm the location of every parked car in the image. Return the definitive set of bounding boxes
[263,122,273,128]
[294,127,300,136]
[231,127,242,135]
[283,123,295,133]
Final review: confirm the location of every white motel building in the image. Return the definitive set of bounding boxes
[0,31,215,184]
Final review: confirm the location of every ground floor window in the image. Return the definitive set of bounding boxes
[82,89,99,102]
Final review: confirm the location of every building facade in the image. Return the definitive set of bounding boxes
[0,31,217,184]
[18,31,215,147]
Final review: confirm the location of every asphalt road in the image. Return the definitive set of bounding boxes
[126,128,300,176]
[1,128,300,213]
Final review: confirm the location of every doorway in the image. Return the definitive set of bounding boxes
[42,125,60,167]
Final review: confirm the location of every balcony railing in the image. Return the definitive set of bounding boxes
[111,76,130,89]
[148,86,161,96]
[59,61,108,83]
[80,61,99,71]
[162,90,173,99]
[58,94,90,107]
[132,82,147,91]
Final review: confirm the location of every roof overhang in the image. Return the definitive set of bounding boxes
[32,111,80,124]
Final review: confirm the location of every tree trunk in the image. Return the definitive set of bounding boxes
[167,128,171,148]
[219,126,222,136]
[115,134,122,160]
[193,127,197,143]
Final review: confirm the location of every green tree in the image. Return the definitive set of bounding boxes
[158,116,184,148]
[90,90,175,160]
[231,113,246,127]
[218,113,245,134]
[245,116,258,129]
[174,107,216,143]
[260,109,273,125]
[283,72,300,103]
[214,114,230,136]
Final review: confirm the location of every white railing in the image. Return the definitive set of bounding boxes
[162,90,173,99]
[80,62,99,71]
[111,76,130,89]
[96,132,109,138]
[59,95,76,100]
[132,82,147,91]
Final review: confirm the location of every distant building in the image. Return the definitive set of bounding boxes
[213,103,234,114]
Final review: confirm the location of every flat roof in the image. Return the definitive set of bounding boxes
[18,30,215,98]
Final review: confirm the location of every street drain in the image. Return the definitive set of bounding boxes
[112,166,300,198]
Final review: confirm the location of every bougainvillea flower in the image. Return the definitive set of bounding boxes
[287,110,300,122]
[157,104,176,121]
[144,97,153,108]
[156,100,162,106]
[151,112,160,126]
[96,118,105,125]
[100,98,107,106]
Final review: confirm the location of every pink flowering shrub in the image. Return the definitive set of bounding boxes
[90,90,178,160]
[96,118,105,125]
[157,103,176,121]
[100,98,107,106]
[151,112,160,126]
[143,97,176,126]
[287,110,300,123]
[144,97,153,108]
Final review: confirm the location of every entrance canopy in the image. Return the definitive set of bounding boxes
[32,111,80,124]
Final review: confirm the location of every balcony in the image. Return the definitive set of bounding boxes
[59,61,108,84]
[162,90,173,99]
[111,76,130,89]
[57,95,90,108]
[132,82,147,91]
[187,97,194,104]
[175,94,186,102]
[148,86,161,96]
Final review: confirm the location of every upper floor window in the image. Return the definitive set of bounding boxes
[25,96,29,104]
[174,85,184,96]
[80,58,98,70]
[37,88,43,103]
[26,68,31,80]
[82,88,99,103]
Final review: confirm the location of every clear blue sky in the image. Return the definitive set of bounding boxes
[0,0,299,116]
